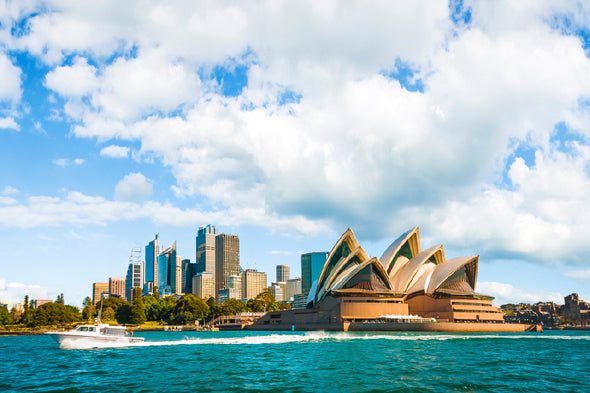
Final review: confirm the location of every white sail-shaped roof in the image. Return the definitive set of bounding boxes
[390,245,445,293]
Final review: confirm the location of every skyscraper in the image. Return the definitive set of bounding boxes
[145,234,159,286]
[109,277,126,299]
[157,241,177,295]
[182,259,196,294]
[242,269,267,300]
[215,234,240,299]
[276,265,290,282]
[301,252,328,296]
[196,224,217,279]
[125,262,144,302]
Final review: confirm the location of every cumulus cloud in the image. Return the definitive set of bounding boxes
[114,172,153,201]
[477,281,564,306]
[6,2,590,269]
[0,116,19,130]
[100,145,130,158]
[45,56,99,97]
[53,158,84,167]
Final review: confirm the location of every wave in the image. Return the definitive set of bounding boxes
[59,331,590,349]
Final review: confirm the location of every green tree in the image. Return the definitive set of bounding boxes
[145,296,175,323]
[221,298,247,316]
[82,304,97,321]
[31,302,80,327]
[21,295,32,325]
[55,293,64,304]
[96,297,129,317]
[171,294,209,324]
[153,286,160,300]
[82,296,92,308]
[204,297,222,322]
[115,304,132,324]
[129,287,146,325]
[102,307,115,320]
[0,306,12,325]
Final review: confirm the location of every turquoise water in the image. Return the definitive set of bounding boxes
[1,330,588,392]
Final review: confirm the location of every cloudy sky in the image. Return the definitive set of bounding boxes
[1,0,590,307]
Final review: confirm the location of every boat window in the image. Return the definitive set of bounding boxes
[78,326,88,332]
[88,327,94,332]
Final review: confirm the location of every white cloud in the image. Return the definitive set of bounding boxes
[0,278,54,307]
[0,53,21,102]
[45,56,99,97]
[478,281,564,306]
[0,116,19,130]
[563,269,590,282]
[53,158,84,167]
[6,2,590,270]
[114,172,153,201]
[0,190,330,235]
[268,250,291,255]
[2,186,18,195]
[0,196,17,205]
[100,145,130,158]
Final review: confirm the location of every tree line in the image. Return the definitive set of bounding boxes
[0,288,291,328]
[86,287,291,326]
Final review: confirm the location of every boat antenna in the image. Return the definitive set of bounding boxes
[97,298,104,324]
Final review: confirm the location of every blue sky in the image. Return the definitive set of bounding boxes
[2,1,590,307]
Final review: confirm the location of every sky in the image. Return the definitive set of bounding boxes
[1,0,590,308]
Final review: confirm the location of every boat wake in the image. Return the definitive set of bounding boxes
[58,331,590,349]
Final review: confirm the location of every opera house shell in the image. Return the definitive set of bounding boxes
[253,227,512,331]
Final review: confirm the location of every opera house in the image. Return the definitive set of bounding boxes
[253,227,539,332]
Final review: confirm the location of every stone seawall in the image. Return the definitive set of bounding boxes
[348,322,540,333]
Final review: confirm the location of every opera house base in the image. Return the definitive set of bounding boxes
[247,308,542,333]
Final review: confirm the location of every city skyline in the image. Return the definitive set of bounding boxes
[2,2,590,307]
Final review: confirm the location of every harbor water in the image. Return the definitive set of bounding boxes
[1,330,588,392]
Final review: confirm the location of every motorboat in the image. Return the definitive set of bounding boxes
[45,322,145,348]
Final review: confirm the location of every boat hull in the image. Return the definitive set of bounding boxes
[45,332,145,348]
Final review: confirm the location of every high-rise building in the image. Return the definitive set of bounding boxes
[174,255,182,295]
[126,262,144,302]
[92,282,109,305]
[109,277,126,299]
[182,259,196,294]
[192,272,215,300]
[286,277,302,301]
[270,284,284,302]
[215,234,240,299]
[228,274,242,300]
[271,281,287,302]
[276,265,290,282]
[196,225,218,279]
[157,241,178,295]
[145,234,159,286]
[242,269,267,300]
[301,252,328,296]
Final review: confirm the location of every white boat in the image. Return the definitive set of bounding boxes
[45,322,145,348]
